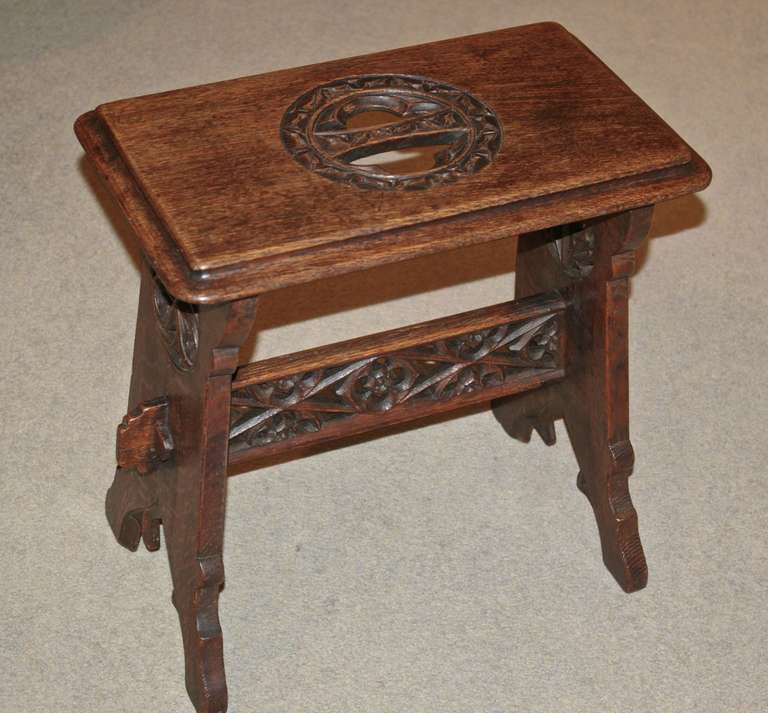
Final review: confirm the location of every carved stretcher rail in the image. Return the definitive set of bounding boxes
[228,291,566,464]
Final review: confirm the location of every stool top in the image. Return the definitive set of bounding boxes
[75,22,710,303]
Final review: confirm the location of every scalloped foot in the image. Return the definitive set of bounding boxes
[576,442,648,593]
[173,556,228,713]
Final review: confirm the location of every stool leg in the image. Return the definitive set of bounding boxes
[492,228,570,443]
[493,208,652,592]
[561,208,651,592]
[106,264,175,553]
[105,260,258,712]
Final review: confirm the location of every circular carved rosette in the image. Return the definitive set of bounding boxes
[153,277,199,372]
[342,357,417,412]
[280,74,502,190]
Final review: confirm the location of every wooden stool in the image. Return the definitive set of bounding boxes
[75,23,710,713]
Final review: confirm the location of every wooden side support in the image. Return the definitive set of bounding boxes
[105,262,259,713]
[229,291,567,465]
[493,207,653,593]
[103,210,651,713]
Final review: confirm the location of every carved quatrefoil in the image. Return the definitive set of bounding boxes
[280,74,503,190]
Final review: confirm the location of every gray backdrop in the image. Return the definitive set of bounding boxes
[1,1,765,711]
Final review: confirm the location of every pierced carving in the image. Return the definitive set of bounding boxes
[250,371,323,407]
[436,363,504,400]
[549,223,596,279]
[281,74,502,190]
[153,276,199,371]
[230,313,561,450]
[116,397,174,475]
[237,410,322,448]
[341,357,418,412]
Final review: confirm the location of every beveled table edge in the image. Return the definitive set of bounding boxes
[75,109,711,304]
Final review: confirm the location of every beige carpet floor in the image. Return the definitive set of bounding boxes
[2,1,766,711]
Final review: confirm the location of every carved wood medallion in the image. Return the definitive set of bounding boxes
[153,276,199,371]
[280,74,503,190]
[230,313,559,449]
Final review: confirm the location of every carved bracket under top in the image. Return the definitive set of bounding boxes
[547,221,596,279]
[116,397,174,475]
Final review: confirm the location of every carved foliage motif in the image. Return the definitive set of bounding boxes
[280,74,503,190]
[549,223,596,279]
[230,314,560,449]
[153,276,199,371]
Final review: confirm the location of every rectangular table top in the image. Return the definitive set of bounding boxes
[75,22,710,303]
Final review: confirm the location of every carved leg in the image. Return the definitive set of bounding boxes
[493,384,559,445]
[560,208,652,592]
[163,323,256,713]
[492,226,570,442]
[106,299,174,555]
[106,260,258,712]
[494,209,652,592]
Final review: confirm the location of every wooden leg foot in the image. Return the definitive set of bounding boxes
[172,556,228,713]
[510,209,653,591]
[107,261,258,712]
[560,208,653,591]
[105,467,159,552]
[574,442,647,592]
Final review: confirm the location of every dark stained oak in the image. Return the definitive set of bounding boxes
[105,262,258,712]
[116,397,173,475]
[229,291,566,464]
[493,208,654,591]
[233,291,564,386]
[75,22,710,303]
[75,21,712,713]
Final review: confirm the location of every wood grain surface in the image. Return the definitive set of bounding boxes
[229,291,566,464]
[74,22,711,303]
